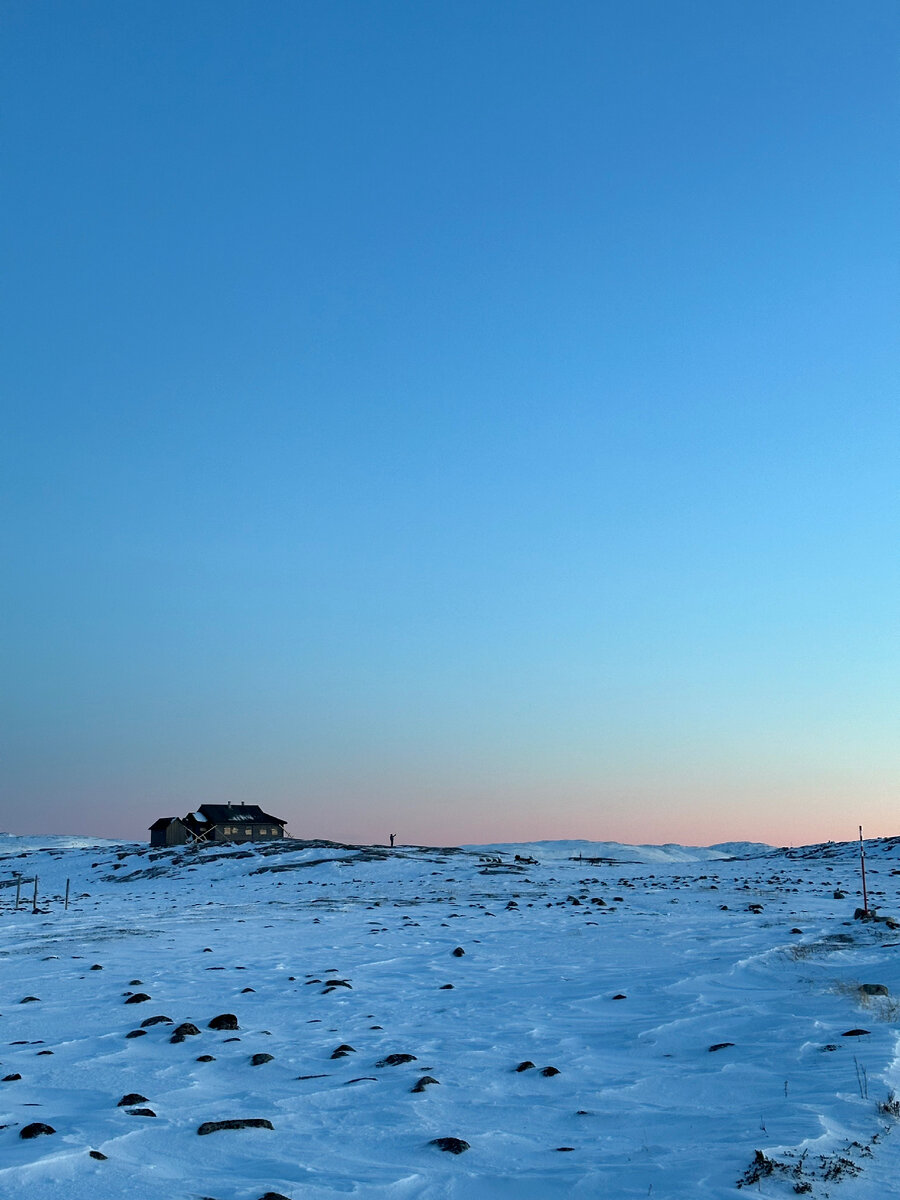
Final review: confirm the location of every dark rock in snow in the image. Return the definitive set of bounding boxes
[708,1043,735,1052]
[196,1054,216,1062]
[430,1136,469,1154]
[127,1108,156,1117]
[258,1193,292,1200]
[860,983,889,996]
[451,947,465,957]
[117,1093,148,1106]
[250,1053,274,1066]
[330,1044,355,1058]
[376,1053,417,1067]
[20,997,40,1004]
[125,993,151,1005]
[89,1150,107,1160]
[2,1074,22,1082]
[208,1013,240,1030]
[514,1061,535,1072]
[197,1118,274,1135]
[440,983,454,989]
[90,964,103,971]
[171,1023,201,1042]
[240,987,255,994]
[842,1028,871,1037]
[540,1066,560,1077]
[20,1122,55,1139]
[126,1029,146,1038]
[411,1075,440,1092]
[141,1015,173,1027]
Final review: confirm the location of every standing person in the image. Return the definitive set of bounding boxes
[389,832,396,848]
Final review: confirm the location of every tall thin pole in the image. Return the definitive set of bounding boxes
[859,826,868,914]
[15,876,21,910]
[32,875,38,914]
[64,878,70,911]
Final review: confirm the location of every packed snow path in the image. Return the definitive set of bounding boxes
[2,835,900,1198]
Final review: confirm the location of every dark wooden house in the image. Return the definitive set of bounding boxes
[148,804,286,846]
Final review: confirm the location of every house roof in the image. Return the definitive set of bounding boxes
[148,817,178,831]
[196,803,286,826]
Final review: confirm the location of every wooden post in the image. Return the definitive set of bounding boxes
[15,876,21,910]
[859,826,869,914]
[64,878,70,911]
[32,875,38,914]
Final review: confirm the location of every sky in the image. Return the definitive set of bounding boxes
[2,1,899,847]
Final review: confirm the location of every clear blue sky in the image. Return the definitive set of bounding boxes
[2,1,898,845]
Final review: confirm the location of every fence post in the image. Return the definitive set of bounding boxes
[32,875,38,914]
[64,878,70,911]
[15,876,21,910]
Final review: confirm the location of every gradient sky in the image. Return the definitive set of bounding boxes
[2,1,899,846]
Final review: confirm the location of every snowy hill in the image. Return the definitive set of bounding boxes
[1,831,900,1198]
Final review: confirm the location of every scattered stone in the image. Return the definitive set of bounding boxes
[297,1074,330,1080]
[197,1118,274,1135]
[89,1150,107,1160]
[171,1023,202,1043]
[376,1053,417,1067]
[129,979,143,986]
[141,1015,173,1027]
[125,1029,147,1039]
[514,1061,535,1072]
[208,1014,240,1030]
[411,1075,440,1092]
[250,1053,274,1066]
[117,1093,148,1106]
[90,964,103,971]
[125,993,151,1005]
[20,997,40,1004]
[612,993,626,1000]
[791,928,803,934]
[709,1043,735,1052]
[430,1136,470,1154]
[440,983,454,989]
[36,1050,53,1056]
[258,1193,292,1200]
[842,1029,870,1037]
[451,947,465,957]
[330,1044,355,1058]
[555,1146,575,1151]
[833,890,847,899]
[345,1076,377,1084]
[860,984,889,997]
[240,987,255,994]
[541,1066,560,1077]
[2,1074,22,1082]
[20,1122,55,1139]
[127,1108,156,1117]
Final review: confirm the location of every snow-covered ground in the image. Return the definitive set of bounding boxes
[2,832,900,1199]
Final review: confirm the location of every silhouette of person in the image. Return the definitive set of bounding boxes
[389,833,396,848]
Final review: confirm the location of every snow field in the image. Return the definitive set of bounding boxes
[1,836,900,1198]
